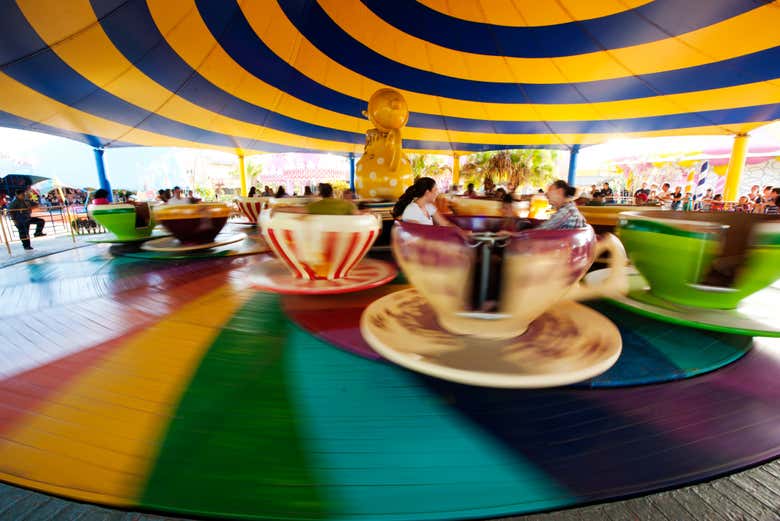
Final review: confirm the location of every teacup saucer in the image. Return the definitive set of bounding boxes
[252,257,397,295]
[141,232,246,252]
[87,230,170,243]
[360,288,622,388]
[584,268,780,337]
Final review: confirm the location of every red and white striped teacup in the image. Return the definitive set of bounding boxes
[262,212,381,280]
[235,197,268,223]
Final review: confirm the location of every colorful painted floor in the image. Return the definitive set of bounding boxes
[2,243,780,520]
[3,457,780,520]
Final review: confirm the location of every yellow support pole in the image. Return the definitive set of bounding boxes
[724,134,749,202]
[1,209,12,256]
[55,179,77,243]
[238,154,247,197]
[452,152,461,186]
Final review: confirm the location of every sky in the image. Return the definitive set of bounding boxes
[1,123,779,191]
[0,128,240,191]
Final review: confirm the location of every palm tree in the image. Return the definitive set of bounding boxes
[460,149,558,192]
[407,154,453,188]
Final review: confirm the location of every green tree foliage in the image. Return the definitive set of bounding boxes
[407,153,453,187]
[195,186,215,201]
[460,149,558,191]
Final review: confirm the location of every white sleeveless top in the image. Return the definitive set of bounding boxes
[401,201,437,225]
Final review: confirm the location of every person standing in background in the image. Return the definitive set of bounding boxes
[8,189,46,250]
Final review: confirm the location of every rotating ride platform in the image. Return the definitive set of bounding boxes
[1,240,780,521]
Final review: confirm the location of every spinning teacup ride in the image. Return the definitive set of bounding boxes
[252,205,397,294]
[585,210,780,336]
[87,202,166,242]
[360,216,629,388]
[144,203,247,252]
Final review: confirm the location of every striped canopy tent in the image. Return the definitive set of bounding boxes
[1,1,779,177]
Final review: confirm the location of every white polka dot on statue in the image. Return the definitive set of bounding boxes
[389,179,397,186]
[369,189,377,197]
[357,164,363,172]
[377,157,385,165]
[369,171,376,179]
[356,179,363,188]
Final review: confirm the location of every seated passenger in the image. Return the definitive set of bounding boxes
[167,186,189,205]
[392,177,451,226]
[763,187,779,215]
[735,195,751,212]
[306,183,357,215]
[538,180,587,229]
[90,188,110,205]
[600,182,614,202]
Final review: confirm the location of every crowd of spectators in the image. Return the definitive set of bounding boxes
[576,181,779,214]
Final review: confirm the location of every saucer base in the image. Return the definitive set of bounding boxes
[360,288,622,388]
[141,232,245,252]
[252,258,397,295]
[86,230,169,243]
[113,236,269,260]
[585,268,780,337]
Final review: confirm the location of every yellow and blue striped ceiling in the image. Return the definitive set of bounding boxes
[1,0,779,155]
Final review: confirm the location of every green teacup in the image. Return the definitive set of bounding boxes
[88,203,155,240]
[617,210,780,309]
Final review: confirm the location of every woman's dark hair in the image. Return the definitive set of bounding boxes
[392,177,436,219]
[552,179,577,198]
[304,186,313,196]
[248,186,257,197]
[275,186,287,198]
[318,183,334,198]
[93,189,108,199]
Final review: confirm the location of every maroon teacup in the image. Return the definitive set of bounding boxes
[392,221,627,338]
[154,203,231,244]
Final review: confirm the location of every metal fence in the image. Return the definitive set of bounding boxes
[1,205,106,252]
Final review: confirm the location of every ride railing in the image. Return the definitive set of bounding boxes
[1,204,107,254]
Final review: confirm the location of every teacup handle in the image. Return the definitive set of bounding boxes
[565,232,628,301]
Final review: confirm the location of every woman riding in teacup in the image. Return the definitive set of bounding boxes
[392,177,453,226]
[538,180,587,229]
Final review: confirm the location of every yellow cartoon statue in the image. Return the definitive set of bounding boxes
[355,88,413,200]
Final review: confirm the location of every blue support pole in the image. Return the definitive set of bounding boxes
[348,152,356,192]
[567,145,580,186]
[93,147,113,202]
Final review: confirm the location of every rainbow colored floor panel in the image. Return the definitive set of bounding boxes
[2,245,780,520]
